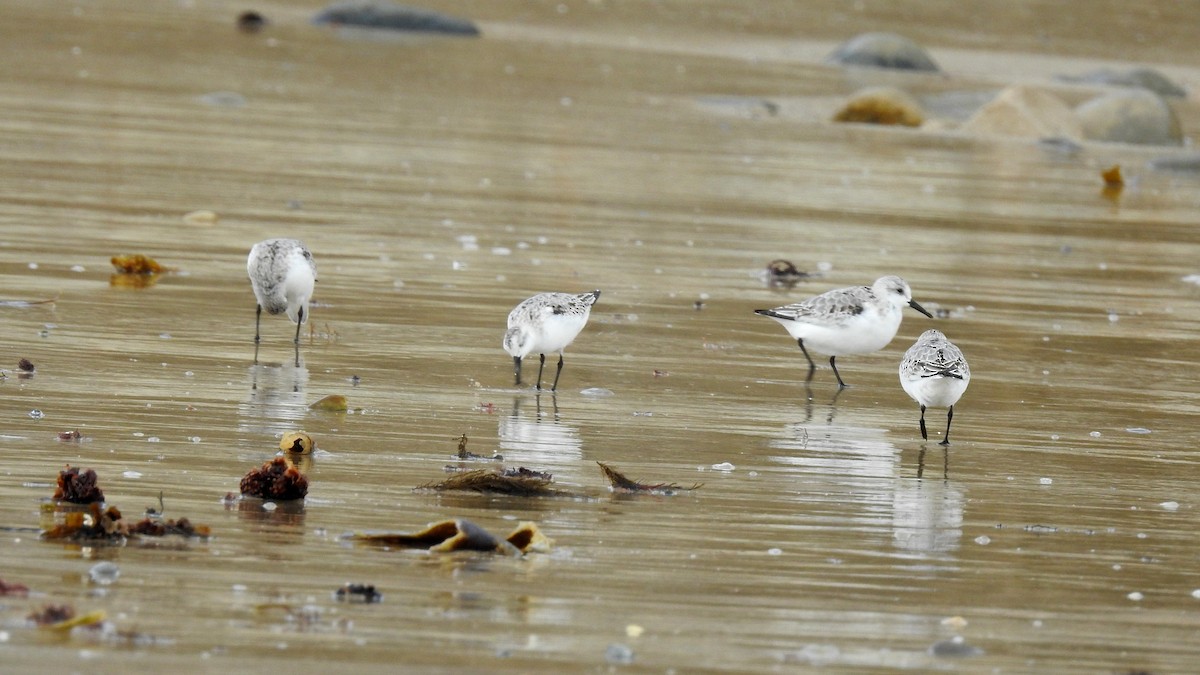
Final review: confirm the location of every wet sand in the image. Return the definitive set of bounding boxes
[2,0,1200,671]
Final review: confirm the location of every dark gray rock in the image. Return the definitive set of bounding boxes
[827,32,940,72]
[313,1,480,36]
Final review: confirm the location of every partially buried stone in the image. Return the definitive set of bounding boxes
[1059,67,1186,98]
[1076,89,1182,146]
[833,86,924,127]
[313,1,479,36]
[827,32,940,72]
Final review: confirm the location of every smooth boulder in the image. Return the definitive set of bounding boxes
[1076,89,1182,145]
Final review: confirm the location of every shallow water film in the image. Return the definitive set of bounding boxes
[3,1,1200,672]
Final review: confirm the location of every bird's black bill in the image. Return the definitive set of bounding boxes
[909,299,934,318]
[513,356,522,386]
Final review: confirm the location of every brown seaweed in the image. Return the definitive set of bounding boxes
[0,578,30,597]
[346,518,549,555]
[128,517,211,538]
[597,461,702,494]
[54,466,105,504]
[240,456,308,500]
[419,467,558,496]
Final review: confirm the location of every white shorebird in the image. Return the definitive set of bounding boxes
[755,275,933,388]
[899,329,970,445]
[503,290,600,392]
[247,238,317,353]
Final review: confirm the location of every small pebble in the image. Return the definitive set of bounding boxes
[88,561,121,585]
[1160,501,1180,511]
[182,209,219,226]
[928,636,983,658]
[604,643,634,665]
[237,10,267,33]
[1039,477,1053,485]
[28,409,45,420]
[1127,591,1144,601]
[711,462,735,471]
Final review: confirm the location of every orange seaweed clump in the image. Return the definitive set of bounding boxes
[42,502,128,543]
[54,465,105,504]
[1101,164,1124,187]
[110,254,167,274]
[240,456,308,500]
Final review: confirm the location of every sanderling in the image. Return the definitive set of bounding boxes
[247,238,317,351]
[755,275,932,388]
[899,329,970,445]
[503,290,600,392]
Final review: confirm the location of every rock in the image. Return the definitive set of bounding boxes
[827,32,940,72]
[1059,67,1186,98]
[833,86,924,126]
[1148,153,1200,172]
[962,86,1081,139]
[1075,89,1182,146]
[312,1,479,35]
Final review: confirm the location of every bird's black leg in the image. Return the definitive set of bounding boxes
[254,305,263,343]
[796,339,817,382]
[513,356,522,386]
[919,405,928,440]
[294,307,304,345]
[939,405,954,446]
[535,353,546,391]
[829,356,847,389]
[550,354,565,392]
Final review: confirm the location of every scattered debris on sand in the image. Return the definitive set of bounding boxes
[346,518,550,555]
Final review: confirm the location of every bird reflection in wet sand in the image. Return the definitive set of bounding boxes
[756,275,933,388]
[503,290,600,392]
[247,238,317,366]
[916,445,949,480]
[801,383,844,425]
[899,329,970,445]
[499,395,582,468]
